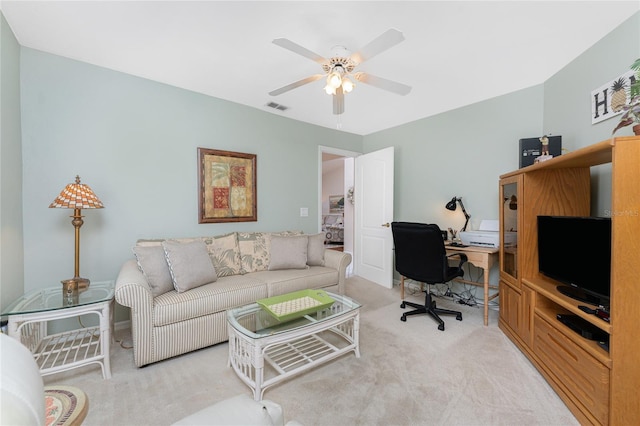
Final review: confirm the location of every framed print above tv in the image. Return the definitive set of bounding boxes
[198,148,257,223]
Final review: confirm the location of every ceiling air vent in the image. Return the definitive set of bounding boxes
[266,102,289,111]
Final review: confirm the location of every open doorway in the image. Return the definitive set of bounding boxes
[319,146,359,276]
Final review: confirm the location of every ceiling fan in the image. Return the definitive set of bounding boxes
[269,29,412,115]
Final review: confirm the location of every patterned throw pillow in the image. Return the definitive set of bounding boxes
[237,232,270,273]
[202,233,243,277]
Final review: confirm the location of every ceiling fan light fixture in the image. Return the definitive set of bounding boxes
[341,77,354,93]
[327,71,342,89]
[270,29,410,113]
[324,84,336,95]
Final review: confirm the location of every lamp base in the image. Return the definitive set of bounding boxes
[61,277,90,291]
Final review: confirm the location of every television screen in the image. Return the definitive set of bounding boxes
[537,216,611,307]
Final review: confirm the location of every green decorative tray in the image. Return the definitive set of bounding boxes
[257,289,335,322]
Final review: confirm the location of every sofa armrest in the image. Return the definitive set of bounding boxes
[114,259,155,367]
[114,259,153,308]
[323,249,352,294]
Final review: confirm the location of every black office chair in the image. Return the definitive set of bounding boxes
[391,222,468,331]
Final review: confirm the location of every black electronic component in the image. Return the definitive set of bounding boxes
[519,135,562,168]
[538,216,611,308]
[578,305,595,314]
[556,314,608,341]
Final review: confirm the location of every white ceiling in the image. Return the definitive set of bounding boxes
[2,1,638,135]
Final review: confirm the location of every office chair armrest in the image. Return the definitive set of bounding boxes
[446,252,468,268]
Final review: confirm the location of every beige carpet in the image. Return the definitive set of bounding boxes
[44,276,579,425]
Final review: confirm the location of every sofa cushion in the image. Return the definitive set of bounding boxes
[163,240,218,292]
[203,233,243,277]
[269,235,308,270]
[152,276,268,327]
[306,233,325,266]
[132,245,174,297]
[248,267,339,296]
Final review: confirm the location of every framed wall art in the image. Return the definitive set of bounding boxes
[198,148,257,223]
[329,195,344,213]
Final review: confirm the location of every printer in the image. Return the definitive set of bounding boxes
[459,219,516,248]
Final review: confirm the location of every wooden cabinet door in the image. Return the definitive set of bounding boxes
[499,280,520,333]
[499,175,521,288]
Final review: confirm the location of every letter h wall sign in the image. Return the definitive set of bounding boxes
[591,70,635,125]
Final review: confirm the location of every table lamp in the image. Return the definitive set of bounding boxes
[445,196,471,232]
[49,175,104,290]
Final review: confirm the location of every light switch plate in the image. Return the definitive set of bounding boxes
[300,207,308,217]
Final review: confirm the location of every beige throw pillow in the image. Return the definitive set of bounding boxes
[306,233,325,266]
[132,245,174,297]
[203,233,243,276]
[162,239,218,292]
[268,235,309,270]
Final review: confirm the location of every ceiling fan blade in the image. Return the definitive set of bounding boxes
[272,38,327,65]
[269,74,324,96]
[354,72,412,96]
[333,87,345,115]
[351,29,405,64]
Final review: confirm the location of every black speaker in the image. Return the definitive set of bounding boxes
[519,136,562,168]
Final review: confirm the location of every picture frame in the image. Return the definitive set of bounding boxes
[198,148,257,223]
[329,195,344,213]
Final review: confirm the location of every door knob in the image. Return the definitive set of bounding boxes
[381,223,390,227]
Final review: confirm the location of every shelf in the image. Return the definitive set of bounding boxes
[263,332,345,380]
[34,326,103,374]
[500,139,613,179]
[533,306,612,367]
[524,276,612,335]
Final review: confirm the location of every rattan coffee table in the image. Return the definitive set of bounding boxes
[227,290,361,400]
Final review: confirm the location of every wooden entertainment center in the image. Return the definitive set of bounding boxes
[498,136,639,425]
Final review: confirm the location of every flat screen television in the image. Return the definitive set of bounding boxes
[537,215,611,307]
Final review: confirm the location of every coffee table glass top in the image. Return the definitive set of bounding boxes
[227,291,360,339]
[1,281,115,316]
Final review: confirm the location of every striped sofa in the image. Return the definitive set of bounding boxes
[115,232,352,367]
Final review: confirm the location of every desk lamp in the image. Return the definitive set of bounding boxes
[49,175,104,290]
[445,196,470,232]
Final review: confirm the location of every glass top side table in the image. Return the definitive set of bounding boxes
[1,281,115,379]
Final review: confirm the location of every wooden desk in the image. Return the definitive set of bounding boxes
[446,245,499,326]
[400,244,499,326]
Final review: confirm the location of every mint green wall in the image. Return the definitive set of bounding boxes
[364,86,544,231]
[19,48,362,314]
[543,13,640,146]
[0,12,24,311]
[364,11,639,231]
[363,12,637,295]
[543,12,639,216]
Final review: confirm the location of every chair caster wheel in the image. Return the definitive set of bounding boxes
[456,314,463,321]
[401,315,407,322]
[438,323,445,331]
[400,302,406,309]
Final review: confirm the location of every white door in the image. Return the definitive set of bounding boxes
[354,147,394,288]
